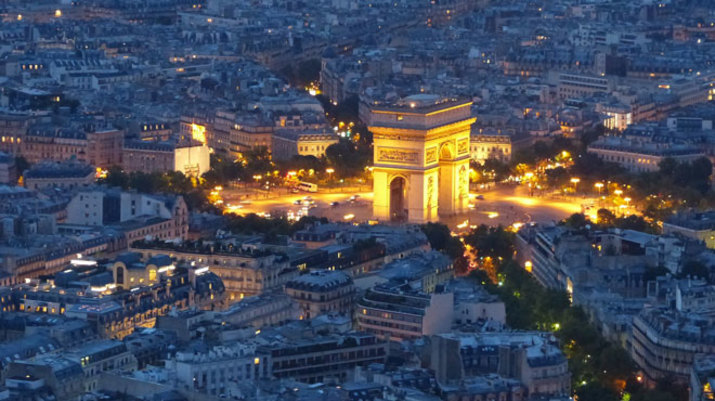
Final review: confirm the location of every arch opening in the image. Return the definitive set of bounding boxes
[389,177,407,222]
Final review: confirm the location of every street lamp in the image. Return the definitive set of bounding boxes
[594,182,604,194]
[614,189,623,196]
[624,197,631,206]
[570,177,580,193]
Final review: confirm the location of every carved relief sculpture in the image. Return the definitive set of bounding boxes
[425,147,437,164]
[378,147,419,164]
[457,138,469,155]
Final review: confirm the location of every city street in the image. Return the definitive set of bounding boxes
[220,183,589,229]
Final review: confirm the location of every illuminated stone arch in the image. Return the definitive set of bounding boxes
[370,97,474,223]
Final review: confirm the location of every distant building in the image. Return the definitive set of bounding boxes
[555,72,612,99]
[597,102,633,132]
[284,270,356,319]
[691,354,715,401]
[228,113,274,156]
[260,332,387,383]
[216,292,299,328]
[664,211,715,249]
[22,126,87,164]
[587,136,704,173]
[357,282,453,341]
[120,328,177,369]
[430,332,571,398]
[64,339,138,392]
[165,343,268,396]
[86,129,124,168]
[373,250,454,294]
[65,188,188,242]
[0,152,16,185]
[631,306,715,383]
[469,128,531,164]
[272,129,339,161]
[516,225,654,300]
[156,293,299,343]
[9,256,225,339]
[131,239,298,300]
[23,160,94,191]
[122,138,210,177]
[448,278,506,326]
[5,356,85,401]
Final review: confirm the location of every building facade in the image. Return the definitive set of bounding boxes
[284,270,356,319]
[356,283,453,341]
[369,96,474,223]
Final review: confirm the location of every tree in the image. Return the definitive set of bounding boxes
[421,222,452,252]
[575,383,619,401]
[563,213,588,229]
[14,156,30,176]
[128,172,163,193]
[545,166,569,188]
[481,158,511,181]
[101,166,130,189]
[279,155,327,177]
[325,139,371,178]
[202,154,245,187]
[243,146,273,176]
[597,208,616,226]
[421,222,464,260]
[463,225,514,261]
[658,158,677,177]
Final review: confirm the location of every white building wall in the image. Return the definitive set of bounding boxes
[422,292,454,336]
[66,191,105,226]
[174,144,210,177]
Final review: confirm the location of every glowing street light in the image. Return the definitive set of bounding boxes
[594,182,604,194]
[325,168,335,176]
[54,9,62,17]
[614,189,623,196]
[570,177,580,192]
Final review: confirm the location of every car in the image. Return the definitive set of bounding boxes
[349,195,360,201]
[239,199,252,204]
[293,200,303,205]
[330,201,340,207]
[290,188,299,193]
[475,195,485,200]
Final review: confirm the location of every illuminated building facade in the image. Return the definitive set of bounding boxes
[130,239,298,301]
[272,129,339,161]
[122,138,210,177]
[9,256,225,339]
[369,96,474,223]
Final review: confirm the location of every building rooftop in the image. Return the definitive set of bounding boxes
[285,270,353,292]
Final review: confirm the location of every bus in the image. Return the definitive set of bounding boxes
[297,182,318,193]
